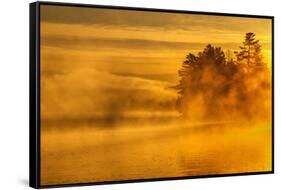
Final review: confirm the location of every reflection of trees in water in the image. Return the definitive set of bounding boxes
[172,33,271,122]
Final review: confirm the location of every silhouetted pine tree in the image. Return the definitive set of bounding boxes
[172,32,270,121]
[234,32,263,72]
[172,44,230,118]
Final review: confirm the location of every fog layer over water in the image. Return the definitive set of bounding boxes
[41,119,271,185]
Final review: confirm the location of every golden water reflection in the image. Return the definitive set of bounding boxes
[41,120,272,185]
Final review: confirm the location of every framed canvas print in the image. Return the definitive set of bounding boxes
[29,1,274,188]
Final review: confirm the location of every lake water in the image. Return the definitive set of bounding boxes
[40,119,272,185]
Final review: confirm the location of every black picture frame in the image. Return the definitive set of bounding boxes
[29,1,274,188]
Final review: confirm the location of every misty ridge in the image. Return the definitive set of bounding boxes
[172,32,271,123]
[41,32,271,128]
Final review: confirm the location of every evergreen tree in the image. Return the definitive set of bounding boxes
[172,44,228,117]
[172,32,269,121]
[174,44,227,96]
[235,32,263,72]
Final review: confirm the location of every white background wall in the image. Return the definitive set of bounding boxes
[0,0,279,189]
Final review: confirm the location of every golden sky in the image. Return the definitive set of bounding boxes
[40,5,272,120]
[41,5,272,75]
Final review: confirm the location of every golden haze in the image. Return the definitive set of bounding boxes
[39,5,272,186]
